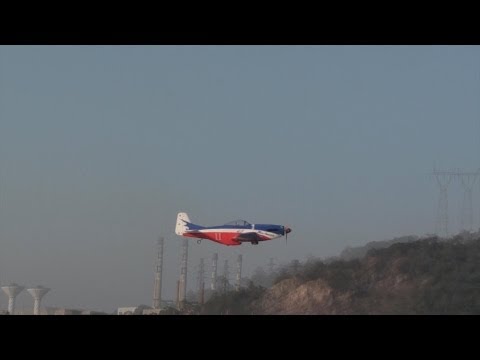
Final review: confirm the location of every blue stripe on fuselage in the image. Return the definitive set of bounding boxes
[201,224,253,230]
[183,221,205,230]
[185,222,251,231]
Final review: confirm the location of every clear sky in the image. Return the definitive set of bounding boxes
[0,46,479,312]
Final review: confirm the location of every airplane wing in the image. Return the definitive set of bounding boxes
[233,232,262,243]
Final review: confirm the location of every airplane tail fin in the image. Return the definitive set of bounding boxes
[175,212,191,235]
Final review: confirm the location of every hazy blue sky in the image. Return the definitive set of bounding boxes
[0,46,479,312]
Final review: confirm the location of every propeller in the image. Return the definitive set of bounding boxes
[284,225,292,244]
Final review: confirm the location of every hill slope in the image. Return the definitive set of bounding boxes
[203,236,480,315]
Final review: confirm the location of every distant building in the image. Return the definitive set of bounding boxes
[142,308,164,315]
[81,310,108,315]
[162,300,176,308]
[15,309,40,315]
[117,307,140,315]
[44,306,107,315]
[117,305,151,315]
[54,308,83,315]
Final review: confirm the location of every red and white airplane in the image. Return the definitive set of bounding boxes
[175,212,292,246]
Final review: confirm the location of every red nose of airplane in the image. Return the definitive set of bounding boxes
[285,227,292,234]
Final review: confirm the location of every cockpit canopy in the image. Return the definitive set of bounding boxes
[224,219,251,227]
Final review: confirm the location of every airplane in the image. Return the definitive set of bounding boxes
[175,212,292,246]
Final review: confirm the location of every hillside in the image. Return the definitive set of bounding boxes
[201,235,480,315]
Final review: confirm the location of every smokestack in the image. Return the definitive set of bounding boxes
[236,254,242,291]
[1,283,24,315]
[153,236,164,309]
[223,260,229,294]
[198,258,205,304]
[179,238,188,304]
[27,286,50,315]
[211,253,218,291]
[176,280,180,309]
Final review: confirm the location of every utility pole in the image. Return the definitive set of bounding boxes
[457,171,478,232]
[432,168,454,237]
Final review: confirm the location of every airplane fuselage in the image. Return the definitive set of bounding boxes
[183,225,283,246]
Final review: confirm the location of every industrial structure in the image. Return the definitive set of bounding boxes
[432,168,454,237]
[27,286,50,315]
[211,253,218,291]
[431,168,480,236]
[235,255,242,291]
[1,283,24,315]
[152,236,164,309]
[222,260,229,294]
[178,238,188,307]
[458,171,478,232]
[197,258,205,305]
